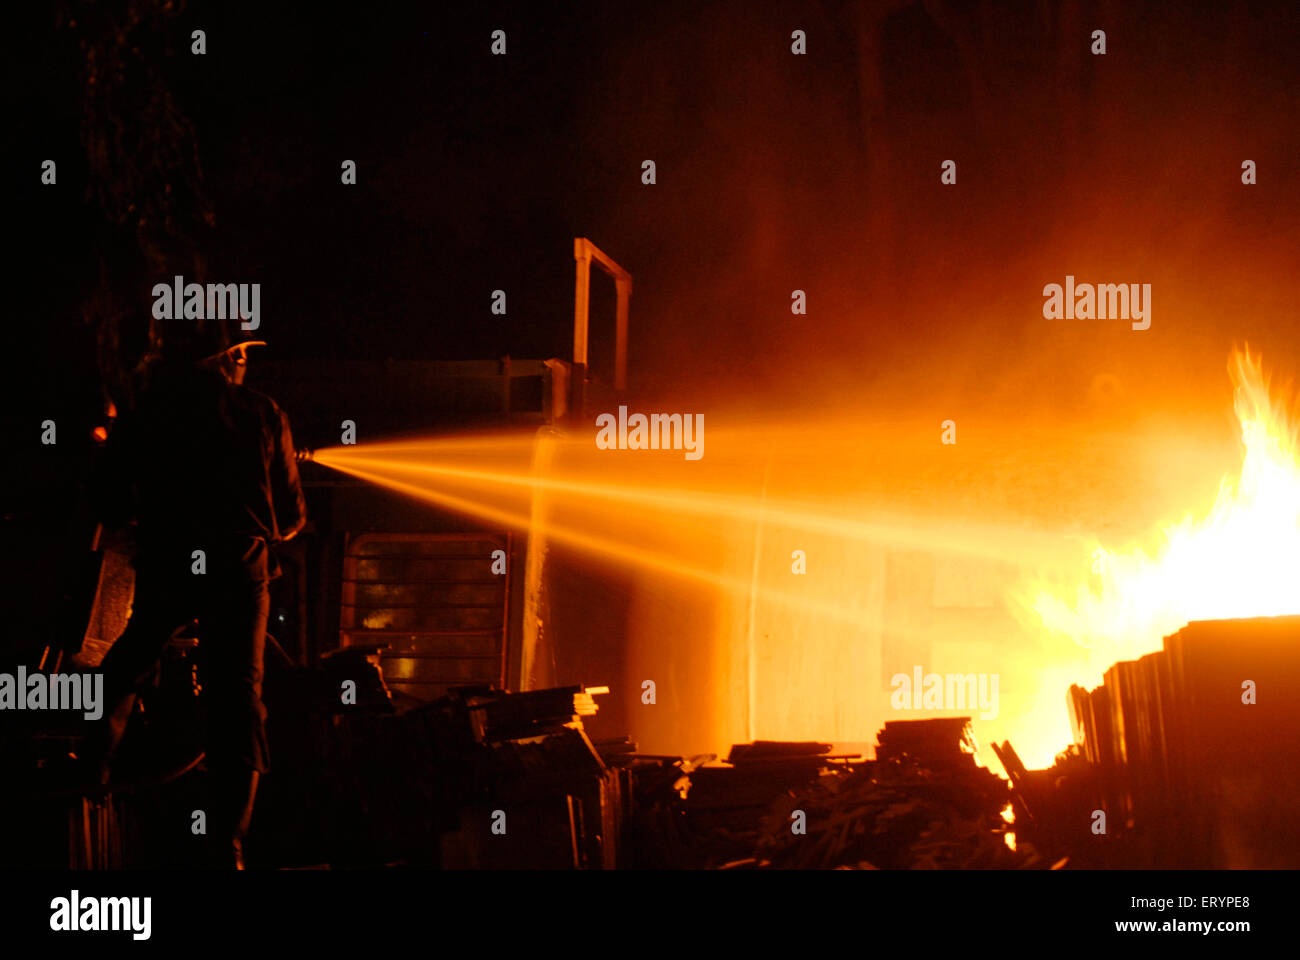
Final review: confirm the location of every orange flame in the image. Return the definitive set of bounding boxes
[1023,347,1300,682]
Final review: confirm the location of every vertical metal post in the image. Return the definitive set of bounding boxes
[572,237,632,408]
[572,240,592,419]
[614,277,631,391]
[573,238,592,370]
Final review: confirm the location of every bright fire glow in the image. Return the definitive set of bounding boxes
[308,349,1292,772]
[1024,347,1300,677]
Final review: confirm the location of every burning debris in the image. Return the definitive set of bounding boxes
[615,720,1046,870]
[747,720,1036,870]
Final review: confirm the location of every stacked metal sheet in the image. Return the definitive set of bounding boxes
[1066,615,1300,866]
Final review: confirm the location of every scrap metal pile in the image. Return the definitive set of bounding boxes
[263,618,1300,870]
[1057,615,1300,867]
[324,682,616,868]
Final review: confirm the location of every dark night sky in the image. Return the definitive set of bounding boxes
[13,1,1300,411]
[9,1,1300,651]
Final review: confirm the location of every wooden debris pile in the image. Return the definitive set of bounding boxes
[461,684,603,742]
[662,741,853,868]
[747,719,1043,869]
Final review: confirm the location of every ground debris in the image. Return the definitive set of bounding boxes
[747,720,1044,869]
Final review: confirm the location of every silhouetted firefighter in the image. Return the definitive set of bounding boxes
[95,317,306,868]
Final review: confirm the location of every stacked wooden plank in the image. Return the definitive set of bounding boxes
[462,684,605,741]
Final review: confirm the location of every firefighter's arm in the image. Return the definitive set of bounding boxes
[271,404,308,542]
